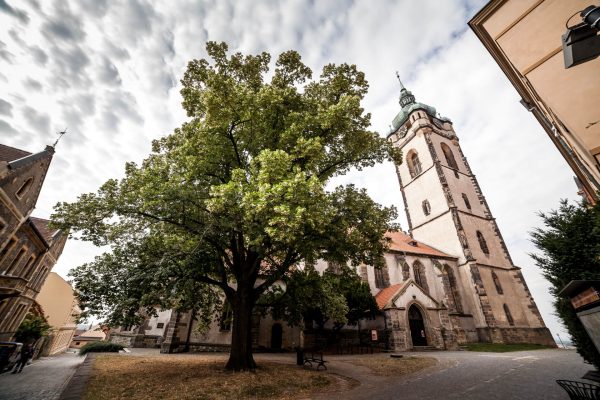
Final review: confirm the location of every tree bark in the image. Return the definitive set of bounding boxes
[226,284,257,371]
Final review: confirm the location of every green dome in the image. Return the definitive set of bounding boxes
[388,86,451,134]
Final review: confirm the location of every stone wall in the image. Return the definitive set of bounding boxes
[476,327,556,346]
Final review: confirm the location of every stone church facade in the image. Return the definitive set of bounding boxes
[0,144,67,342]
[121,83,554,352]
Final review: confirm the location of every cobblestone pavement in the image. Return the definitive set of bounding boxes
[310,349,590,400]
[0,350,85,400]
[126,347,590,399]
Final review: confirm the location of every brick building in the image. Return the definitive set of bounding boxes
[0,144,67,342]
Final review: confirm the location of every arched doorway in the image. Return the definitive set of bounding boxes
[271,323,282,350]
[408,305,428,347]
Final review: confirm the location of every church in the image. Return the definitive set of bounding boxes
[111,82,555,352]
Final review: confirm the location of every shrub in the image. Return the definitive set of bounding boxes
[79,341,124,356]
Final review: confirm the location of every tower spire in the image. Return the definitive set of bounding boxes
[396,71,406,91]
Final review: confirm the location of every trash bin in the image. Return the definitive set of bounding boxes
[296,347,304,365]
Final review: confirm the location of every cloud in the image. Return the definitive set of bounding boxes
[0,0,29,24]
[22,106,50,133]
[0,99,13,116]
[0,41,15,63]
[0,119,18,135]
[29,45,48,66]
[41,1,86,43]
[24,77,42,91]
[49,44,90,89]
[97,57,121,86]
[77,0,108,18]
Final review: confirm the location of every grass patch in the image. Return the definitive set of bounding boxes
[347,356,437,376]
[79,342,124,355]
[464,343,553,353]
[84,355,333,400]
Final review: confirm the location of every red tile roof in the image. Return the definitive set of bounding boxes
[385,231,455,259]
[30,217,59,243]
[0,144,31,162]
[375,283,405,310]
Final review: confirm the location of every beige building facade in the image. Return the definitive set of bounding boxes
[36,272,79,355]
[469,0,600,202]
[0,144,67,342]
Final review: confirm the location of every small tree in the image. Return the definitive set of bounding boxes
[52,42,400,370]
[531,199,600,369]
[15,313,51,344]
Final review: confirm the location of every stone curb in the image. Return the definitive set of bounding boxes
[58,353,95,400]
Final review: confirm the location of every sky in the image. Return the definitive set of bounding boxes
[0,0,580,342]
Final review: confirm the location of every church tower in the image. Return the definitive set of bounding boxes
[387,79,554,345]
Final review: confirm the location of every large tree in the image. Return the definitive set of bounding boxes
[531,199,600,369]
[52,42,401,371]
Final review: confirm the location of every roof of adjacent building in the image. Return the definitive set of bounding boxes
[0,144,31,162]
[375,283,405,310]
[385,231,455,259]
[30,217,60,243]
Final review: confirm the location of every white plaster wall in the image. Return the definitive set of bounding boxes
[460,215,512,268]
[479,266,540,327]
[145,309,172,336]
[442,168,488,218]
[383,253,402,285]
[396,130,433,187]
[403,168,448,228]
[412,213,465,263]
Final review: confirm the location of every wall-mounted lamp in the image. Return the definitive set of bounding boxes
[563,5,600,68]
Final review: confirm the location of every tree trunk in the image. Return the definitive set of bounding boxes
[226,285,257,371]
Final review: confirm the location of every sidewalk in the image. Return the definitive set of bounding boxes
[0,350,86,400]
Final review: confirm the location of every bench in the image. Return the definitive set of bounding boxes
[557,380,600,399]
[303,352,327,371]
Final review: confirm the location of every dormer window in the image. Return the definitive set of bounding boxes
[16,177,33,199]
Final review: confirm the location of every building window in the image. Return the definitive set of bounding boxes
[441,143,458,170]
[462,193,471,210]
[402,262,410,281]
[219,301,232,331]
[0,218,5,234]
[6,247,26,275]
[156,322,164,329]
[407,150,422,178]
[16,177,34,199]
[0,237,16,265]
[476,231,489,255]
[492,271,503,294]
[412,260,429,293]
[446,265,463,313]
[22,255,36,278]
[503,304,515,326]
[422,200,431,216]
[374,266,389,289]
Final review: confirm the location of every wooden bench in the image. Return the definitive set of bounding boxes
[303,351,327,371]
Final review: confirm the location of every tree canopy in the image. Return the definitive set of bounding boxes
[52,42,400,370]
[531,199,600,368]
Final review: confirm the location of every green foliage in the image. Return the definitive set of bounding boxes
[263,264,378,330]
[51,42,400,369]
[15,314,51,343]
[531,199,600,369]
[79,341,125,355]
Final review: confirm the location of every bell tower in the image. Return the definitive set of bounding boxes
[387,77,554,345]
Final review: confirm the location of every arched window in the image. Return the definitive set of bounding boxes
[402,262,410,281]
[407,150,422,178]
[374,266,389,289]
[446,265,463,313]
[412,260,429,293]
[462,193,471,210]
[441,143,458,170]
[503,304,514,326]
[492,271,503,294]
[422,200,431,216]
[477,231,489,255]
[16,177,33,199]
